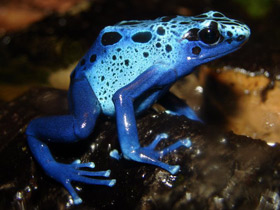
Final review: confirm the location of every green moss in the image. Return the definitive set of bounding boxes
[234,0,273,18]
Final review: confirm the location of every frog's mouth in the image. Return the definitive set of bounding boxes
[208,46,241,59]
[198,45,243,61]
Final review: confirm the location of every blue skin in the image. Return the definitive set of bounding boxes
[26,11,250,204]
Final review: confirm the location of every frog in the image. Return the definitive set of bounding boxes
[26,11,250,204]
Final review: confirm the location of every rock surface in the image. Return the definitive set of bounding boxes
[1,88,280,209]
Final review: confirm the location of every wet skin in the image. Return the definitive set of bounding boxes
[26,11,250,204]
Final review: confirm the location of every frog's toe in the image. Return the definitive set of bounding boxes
[146,133,169,150]
[71,174,116,186]
[141,136,191,174]
[110,149,122,160]
[181,138,192,147]
[159,137,191,157]
[165,108,204,123]
[72,161,95,169]
[72,159,82,164]
[67,163,115,185]
[145,134,192,158]
[48,161,115,204]
[64,182,83,205]
[168,165,180,175]
[73,197,83,205]
[65,176,116,205]
[76,169,112,177]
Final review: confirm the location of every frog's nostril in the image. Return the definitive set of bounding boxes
[237,35,245,41]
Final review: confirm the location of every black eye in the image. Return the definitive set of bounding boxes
[199,22,220,45]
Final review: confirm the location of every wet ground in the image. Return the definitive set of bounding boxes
[1,87,280,209]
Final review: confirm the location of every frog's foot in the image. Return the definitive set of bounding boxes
[165,109,204,123]
[47,159,116,205]
[110,149,122,160]
[126,133,191,175]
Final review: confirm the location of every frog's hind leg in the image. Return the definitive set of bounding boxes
[159,91,203,123]
[26,76,115,204]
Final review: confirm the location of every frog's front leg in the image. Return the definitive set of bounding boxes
[159,91,203,123]
[113,65,191,175]
[26,76,115,204]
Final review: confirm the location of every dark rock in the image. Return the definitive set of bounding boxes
[0,87,280,209]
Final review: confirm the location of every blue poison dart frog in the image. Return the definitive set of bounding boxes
[26,11,250,204]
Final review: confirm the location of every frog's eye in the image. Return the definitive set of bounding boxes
[198,22,221,45]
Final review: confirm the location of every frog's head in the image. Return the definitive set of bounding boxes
[179,11,250,68]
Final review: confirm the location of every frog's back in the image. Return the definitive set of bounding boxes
[78,16,188,115]
[72,12,250,116]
